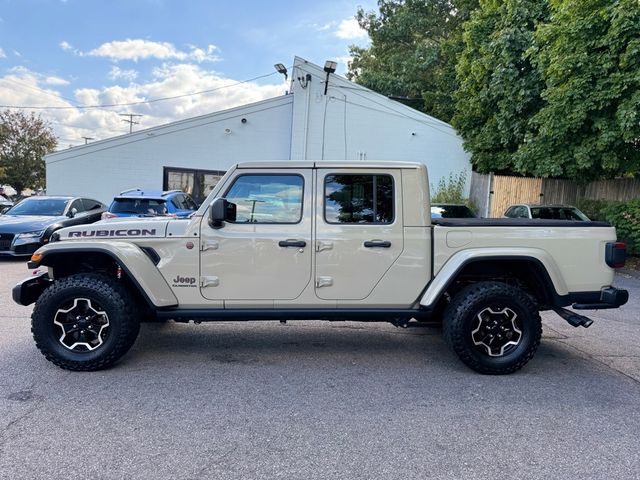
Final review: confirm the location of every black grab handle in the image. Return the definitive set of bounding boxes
[278,240,307,248]
[363,240,391,248]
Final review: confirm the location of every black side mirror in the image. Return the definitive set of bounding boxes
[209,198,236,229]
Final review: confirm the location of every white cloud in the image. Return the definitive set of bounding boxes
[44,76,70,86]
[0,47,6,59]
[13,50,21,57]
[60,40,72,51]
[0,64,286,147]
[312,21,337,32]
[8,65,32,75]
[87,39,220,63]
[109,66,138,81]
[335,18,368,40]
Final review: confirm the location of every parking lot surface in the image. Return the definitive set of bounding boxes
[1,258,639,479]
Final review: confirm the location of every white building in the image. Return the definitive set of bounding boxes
[46,57,471,204]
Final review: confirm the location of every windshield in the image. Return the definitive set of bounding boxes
[110,198,168,216]
[7,198,68,216]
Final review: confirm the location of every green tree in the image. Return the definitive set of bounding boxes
[514,0,640,181]
[452,0,549,175]
[348,0,478,123]
[0,110,57,195]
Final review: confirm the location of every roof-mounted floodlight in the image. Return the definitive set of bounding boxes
[274,63,288,80]
[323,60,337,95]
[323,60,337,74]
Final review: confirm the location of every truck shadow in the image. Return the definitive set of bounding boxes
[130,321,598,376]
[135,321,445,362]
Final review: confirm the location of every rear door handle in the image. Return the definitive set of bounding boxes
[279,239,307,248]
[364,240,391,248]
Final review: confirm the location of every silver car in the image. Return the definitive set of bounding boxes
[504,204,590,221]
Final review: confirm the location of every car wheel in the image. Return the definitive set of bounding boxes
[31,273,140,371]
[443,281,542,375]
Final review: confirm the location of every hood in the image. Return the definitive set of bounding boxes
[57,219,170,241]
[0,215,66,235]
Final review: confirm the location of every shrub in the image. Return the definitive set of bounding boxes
[604,199,640,256]
[575,198,612,222]
[431,171,469,205]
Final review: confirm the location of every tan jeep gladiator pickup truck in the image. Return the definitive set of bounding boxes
[13,161,629,374]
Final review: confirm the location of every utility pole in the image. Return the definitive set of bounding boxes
[82,136,94,144]
[120,113,142,134]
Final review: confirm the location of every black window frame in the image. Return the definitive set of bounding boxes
[163,166,226,205]
[323,173,395,225]
[222,173,305,225]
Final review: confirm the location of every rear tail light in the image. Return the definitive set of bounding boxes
[605,242,626,268]
[101,212,119,220]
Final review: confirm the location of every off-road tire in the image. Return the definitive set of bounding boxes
[443,281,542,375]
[31,273,140,371]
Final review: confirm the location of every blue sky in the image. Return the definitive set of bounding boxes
[0,0,373,146]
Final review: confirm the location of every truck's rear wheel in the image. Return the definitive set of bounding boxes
[31,274,140,371]
[443,282,542,375]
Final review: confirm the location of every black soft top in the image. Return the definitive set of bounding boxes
[431,218,611,227]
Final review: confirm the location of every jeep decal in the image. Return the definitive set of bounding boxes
[67,228,157,238]
[172,275,197,288]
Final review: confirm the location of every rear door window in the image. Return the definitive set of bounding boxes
[69,199,85,213]
[182,195,198,210]
[82,199,104,211]
[324,174,394,224]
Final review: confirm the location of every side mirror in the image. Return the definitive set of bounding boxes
[209,198,236,229]
[67,207,78,218]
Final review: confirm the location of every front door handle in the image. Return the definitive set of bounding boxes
[279,239,307,248]
[364,240,391,248]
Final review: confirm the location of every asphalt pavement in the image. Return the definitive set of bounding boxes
[1,258,639,479]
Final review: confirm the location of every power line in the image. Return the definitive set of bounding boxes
[332,94,460,139]
[336,85,455,130]
[46,101,285,164]
[0,71,280,110]
[0,77,116,115]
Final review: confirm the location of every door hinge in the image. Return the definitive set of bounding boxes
[201,240,219,251]
[200,276,220,288]
[315,276,333,288]
[316,241,333,252]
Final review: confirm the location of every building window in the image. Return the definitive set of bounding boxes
[224,174,304,224]
[324,174,394,224]
[163,167,225,204]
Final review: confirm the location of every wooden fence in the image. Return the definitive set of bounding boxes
[470,173,640,218]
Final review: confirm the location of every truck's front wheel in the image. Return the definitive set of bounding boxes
[443,282,542,375]
[31,274,140,371]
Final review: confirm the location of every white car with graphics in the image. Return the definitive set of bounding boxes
[13,162,629,374]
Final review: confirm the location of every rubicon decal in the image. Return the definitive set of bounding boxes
[68,228,157,238]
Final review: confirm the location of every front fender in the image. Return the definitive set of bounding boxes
[420,247,569,308]
[30,241,178,307]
